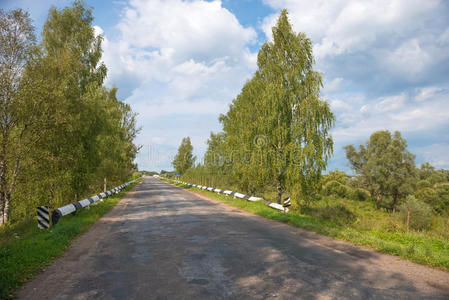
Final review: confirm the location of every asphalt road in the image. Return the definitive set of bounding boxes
[19,177,449,299]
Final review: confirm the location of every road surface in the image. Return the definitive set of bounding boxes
[19,177,449,299]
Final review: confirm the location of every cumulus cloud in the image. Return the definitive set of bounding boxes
[263,0,449,92]
[99,0,258,170]
[262,0,449,169]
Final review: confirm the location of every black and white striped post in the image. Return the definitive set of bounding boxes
[36,206,50,229]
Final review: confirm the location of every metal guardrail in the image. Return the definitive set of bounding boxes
[50,179,138,226]
[173,179,290,212]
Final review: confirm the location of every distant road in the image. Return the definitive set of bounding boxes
[19,177,449,299]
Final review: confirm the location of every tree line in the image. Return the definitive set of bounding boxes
[172,10,449,219]
[0,1,139,226]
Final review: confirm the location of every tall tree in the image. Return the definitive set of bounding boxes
[0,9,37,224]
[220,75,271,195]
[0,3,140,225]
[235,10,334,204]
[172,137,196,174]
[345,130,416,212]
[38,0,107,200]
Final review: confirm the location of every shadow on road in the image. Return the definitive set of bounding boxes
[19,178,449,299]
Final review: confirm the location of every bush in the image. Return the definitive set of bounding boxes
[301,204,357,226]
[352,188,370,201]
[435,183,449,216]
[415,188,438,206]
[399,195,432,230]
[323,180,352,198]
[416,180,431,189]
[414,187,447,215]
[321,171,349,186]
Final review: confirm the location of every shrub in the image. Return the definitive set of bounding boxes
[321,171,349,186]
[428,172,446,185]
[323,180,351,198]
[435,183,449,216]
[415,188,438,206]
[416,180,431,189]
[301,204,356,226]
[352,188,370,201]
[399,195,432,230]
[414,187,447,215]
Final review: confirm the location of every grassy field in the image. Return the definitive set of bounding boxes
[0,179,140,299]
[167,179,449,272]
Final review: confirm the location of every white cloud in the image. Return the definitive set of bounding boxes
[118,0,256,61]
[263,0,449,91]
[323,77,344,94]
[384,39,431,80]
[414,87,446,102]
[375,93,407,112]
[412,143,449,168]
[263,0,449,169]
[100,0,258,170]
[263,0,440,56]
[332,88,449,139]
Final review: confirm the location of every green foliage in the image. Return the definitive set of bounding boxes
[301,204,357,226]
[417,180,431,189]
[0,2,139,226]
[399,195,432,230]
[418,162,435,180]
[413,186,449,216]
[435,183,449,216]
[323,180,351,198]
[345,130,416,212]
[141,170,159,176]
[0,8,38,225]
[414,188,439,207]
[321,170,349,186]
[428,172,446,185]
[172,137,196,175]
[186,10,334,206]
[352,188,370,201]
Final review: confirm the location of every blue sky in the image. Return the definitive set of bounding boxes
[2,0,449,172]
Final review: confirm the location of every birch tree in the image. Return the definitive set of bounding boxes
[251,10,334,204]
[0,9,37,224]
[172,137,196,174]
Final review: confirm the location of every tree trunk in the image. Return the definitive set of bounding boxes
[375,194,381,203]
[276,175,282,204]
[0,203,4,226]
[391,193,398,213]
[7,127,25,221]
[0,132,8,225]
[3,193,10,224]
[406,210,410,233]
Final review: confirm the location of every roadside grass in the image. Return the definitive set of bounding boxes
[167,179,449,272]
[0,179,140,299]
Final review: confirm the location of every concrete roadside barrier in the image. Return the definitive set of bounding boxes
[50,179,137,226]
[268,202,289,212]
[234,192,246,199]
[179,180,289,213]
